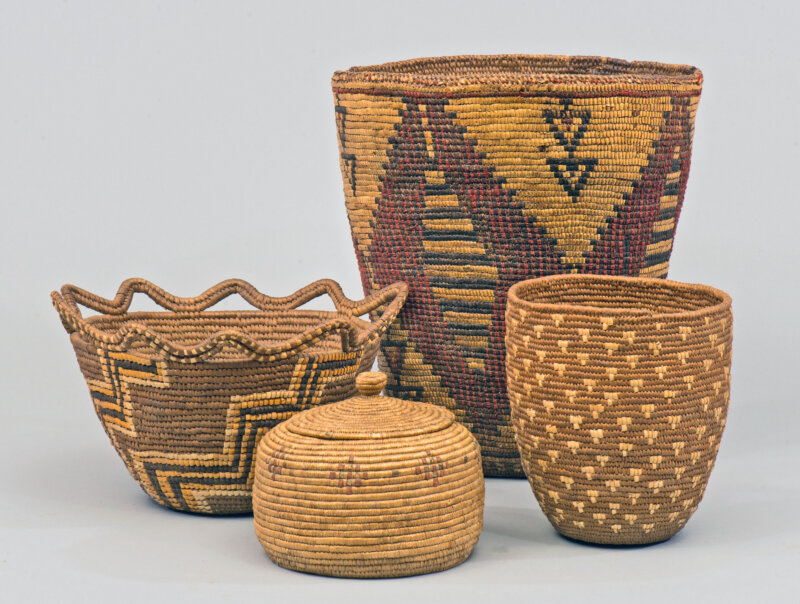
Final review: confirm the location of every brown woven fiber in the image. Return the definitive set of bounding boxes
[52,278,407,514]
[505,275,732,544]
[253,371,484,578]
[332,55,703,477]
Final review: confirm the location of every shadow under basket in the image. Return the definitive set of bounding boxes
[52,278,407,514]
[505,274,732,544]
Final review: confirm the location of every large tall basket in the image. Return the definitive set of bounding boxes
[333,55,703,476]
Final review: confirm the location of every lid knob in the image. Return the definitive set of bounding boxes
[355,371,387,396]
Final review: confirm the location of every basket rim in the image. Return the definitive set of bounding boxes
[332,55,702,97]
[52,278,408,363]
[507,274,730,321]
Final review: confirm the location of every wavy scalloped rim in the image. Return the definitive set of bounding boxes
[53,278,407,363]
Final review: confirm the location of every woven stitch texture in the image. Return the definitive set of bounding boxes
[505,274,732,544]
[52,278,407,514]
[253,372,484,578]
[332,54,703,477]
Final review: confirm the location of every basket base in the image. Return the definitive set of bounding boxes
[553,525,680,547]
[263,546,477,579]
[144,488,254,516]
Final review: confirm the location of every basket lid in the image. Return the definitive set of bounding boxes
[285,372,454,440]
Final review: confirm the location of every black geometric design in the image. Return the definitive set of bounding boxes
[131,353,361,513]
[335,103,357,197]
[82,348,363,513]
[544,100,598,202]
[366,97,561,476]
[88,350,167,438]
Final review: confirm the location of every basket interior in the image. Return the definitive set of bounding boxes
[85,310,371,360]
[513,277,726,316]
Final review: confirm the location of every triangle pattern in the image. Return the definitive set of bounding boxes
[365,98,559,474]
[334,93,405,274]
[339,93,694,476]
[450,95,671,267]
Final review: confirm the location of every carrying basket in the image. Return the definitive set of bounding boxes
[333,54,703,476]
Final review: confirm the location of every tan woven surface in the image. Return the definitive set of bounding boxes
[505,275,732,544]
[52,278,407,514]
[333,54,702,477]
[253,371,484,577]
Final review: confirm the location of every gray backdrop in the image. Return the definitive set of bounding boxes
[2,1,798,601]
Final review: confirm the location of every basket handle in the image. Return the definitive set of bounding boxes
[52,278,407,361]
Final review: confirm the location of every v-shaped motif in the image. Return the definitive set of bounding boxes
[544,102,598,202]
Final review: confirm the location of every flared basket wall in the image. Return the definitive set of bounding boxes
[333,54,703,476]
[52,278,407,514]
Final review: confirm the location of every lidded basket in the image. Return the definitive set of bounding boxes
[253,371,484,578]
[52,278,407,515]
[505,274,732,544]
[333,54,704,477]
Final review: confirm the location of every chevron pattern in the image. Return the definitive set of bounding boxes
[87,350,361,513]
[543,101,598,203]
[88,351,168,440]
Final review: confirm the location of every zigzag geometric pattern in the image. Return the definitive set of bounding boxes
[87,350,361,513]
[88,351,168,440]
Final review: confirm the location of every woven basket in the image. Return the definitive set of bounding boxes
[52,278,407,514]
[253,371,484,578]
[505,274,732,544]
[333,55,703,477]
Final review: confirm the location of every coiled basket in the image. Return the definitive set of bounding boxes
[52,278,407,514]
[253,371,484,578]
[333,54,703,476]
[505,274,732,544]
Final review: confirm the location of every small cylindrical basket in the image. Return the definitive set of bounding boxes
[52,278,407,514]
[333,55,704,477]
[505,274,732,544]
